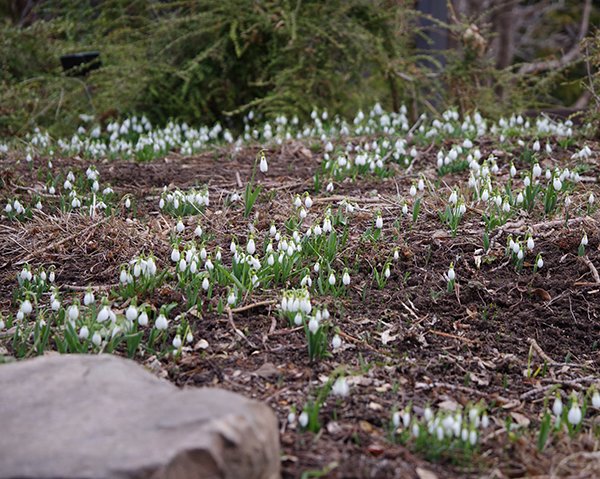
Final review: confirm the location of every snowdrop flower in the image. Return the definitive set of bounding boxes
[125,198,131,209]
[589,193,595,206]
[592,391,600,409]
[84,291,95,306]
[375,214,383,229]
[178,258,187,272]
[16,311,24,321]
[412,423,420,438]
[67,304,79,322]
[447,265,455,281]
[326,182,334,192]
[20,300,33,316]
[402,203,409,215]
[537,256,544,269]
[502,200,510,213]
[510,163,517,177]
[527,236,535,251]
[581,233,588,247]
[269,224,277,236]
[299,411,309,428]
[126,305,138,322]
[288,411,296,425]
[552,396,563,416]
[342,270,351,286]
[138,311,149,327]
[51,299,60,311]
[553,176,562,191]
[259,155,268,173]
[293,195,302,208]
[481,414,489,428]
[332,377,350,397]
[78,326,89,340]
[449,190,458,205]
[308,317,319,334]
[409,184,417,197]
[202,277,210,290]
[332,334,342,349]
[469,430,477,445]
[533,163,542,178]
[516,192,524,204]
[304,195,313,209]
[567,401,582,425]
[194,225,203,237]
[186,332,194,343]
[92,331,102,346]
[533,140,540,152]
[172,335,182,349]
[227,290,237,305]
[155,314,168,330]
[328,272,336,286]
[171,248,180,262]
[176,220,185,233]
[424,407,433,422]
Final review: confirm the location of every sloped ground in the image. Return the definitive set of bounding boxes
[1,137,600,478]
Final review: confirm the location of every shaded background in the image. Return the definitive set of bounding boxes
[0,0,599,137]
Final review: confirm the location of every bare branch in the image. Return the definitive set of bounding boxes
[517,0,592,75]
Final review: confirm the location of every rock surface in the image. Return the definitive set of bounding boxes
[0,354,280,479]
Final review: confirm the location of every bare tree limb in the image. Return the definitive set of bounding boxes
[517,0,592,75]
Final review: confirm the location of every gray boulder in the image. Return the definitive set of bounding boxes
[0,354,280,479]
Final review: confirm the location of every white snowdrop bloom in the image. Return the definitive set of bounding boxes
[294,195,302,208]
[326,182,334,192]
[4,203,12,213]
[460,428,469,441]
[516,192,524,204]
[68,304,79,321]
[294,312,303,326]
[469,430,478,445]
[517,249,524,260]
[171,249,180,263]
[392,411,401,428]
[589,193,595,205]
[155,314,168,330]
[200,247,207,261]
[227,291,237,305]
[537,256,544,269]
[375,215,383,229]
[592,392,600,409]
[248,236,259,256]
[138,311,149,327]
[458,203,466,215]
[449,190,458,205]
[299,411,309,428]
[119,269,128,284]
[189,261,198,274]
[259,156,268,173]
[581,233,589,246]
[20,268,31,281]
[159,198,165,209]
[126,306,138,322]
[533,140,540,152]
[393,249,400,261]
[424,407,433,422]
[16,311,24,321]
[418,178,425,191]
[328,272,336,286]
[553,397,563,416]
[533,163,542,178]
[299,208,307,219]
[304,195,313,209]
[51,299,60,311]
[269,224,277,236]
[511,242,520,254]
[436,425,444,440]
[342,271,351,286]
[288,411,296,425]
[194,225,203,237]
[524,176,531,187]
[510,164,517,177]
[567,403,582,425]
[402,411,411,428]
[332,377,349,397]
[553,176,562,191]
[78,326,89,340]
[49,186,56,194]
[308,318,319,334]
[332,334,342,349]
[481,190,489,202]
[447,265,455,281]
[172,335,182,349]
[481,414,489,429]
[92,331,102,346]
[409,185,417,197]
[402,203,409,215]
[527,237,535,250]
[20,300,33,316]
[545,169,552,180]
[64,179,73,190]
[502,201,510,213]
[176,220,185,233]
[202,277,210,291]
[412,423,420,438]
[125,198,131,209]
[35,201,42,210]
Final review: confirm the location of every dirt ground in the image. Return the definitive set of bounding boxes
[1,137,600,478]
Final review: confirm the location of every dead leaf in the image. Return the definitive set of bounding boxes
[380,329,398,345]
[437,399,459,411]
[510,412,531,428]
[416,467,439,479]
[368,401,383,411]
[253,362,280,379]
[359,420,375,433]
[531,288,552,302]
